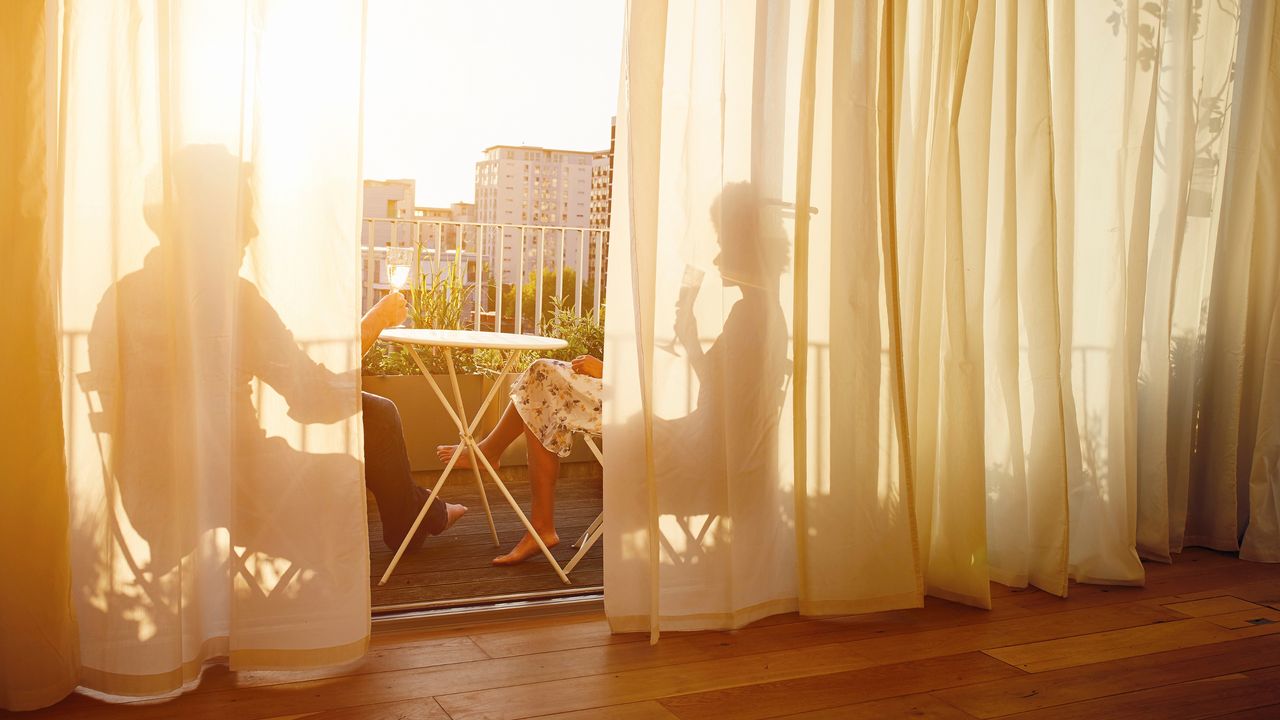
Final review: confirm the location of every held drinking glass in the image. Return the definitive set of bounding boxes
[658,264,706,356]
[385,246,414,327]
[386,246,414,291]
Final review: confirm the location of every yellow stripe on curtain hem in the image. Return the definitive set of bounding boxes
[77,635,369,698]
[606,589,926,634]
[607,598,799,634]
[798,590,924,618]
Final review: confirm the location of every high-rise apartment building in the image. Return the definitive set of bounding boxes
[474,145,595,285]
[587,117,615,290]
[589,153,612,230]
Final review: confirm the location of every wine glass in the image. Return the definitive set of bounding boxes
[386,246,414,291]
[657,264,705,355]
[385,246,414,327]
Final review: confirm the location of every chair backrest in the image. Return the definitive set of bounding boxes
[77,370,113,435]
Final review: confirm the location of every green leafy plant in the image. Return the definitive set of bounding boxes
[541,299,604,362]
[471,298,605,374]
[362,255,605,378]
[492,268,598,333]
[362,260,497,376]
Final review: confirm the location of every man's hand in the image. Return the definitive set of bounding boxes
[571,355,603,379]
[373,291,408,328]
[361,291,408,357]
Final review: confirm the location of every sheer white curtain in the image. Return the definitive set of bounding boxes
[1,0,80,711]
[605,0,920,635]
[54,0,370,698]
[605,0,1280,637]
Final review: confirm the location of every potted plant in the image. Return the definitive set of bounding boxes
[363,262,605,470]
[362,263,495,470]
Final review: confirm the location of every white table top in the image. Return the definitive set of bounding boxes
[380,327,569,352]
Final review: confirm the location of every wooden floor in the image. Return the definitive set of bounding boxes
[370,463,604,609]
[15,548,1280,719]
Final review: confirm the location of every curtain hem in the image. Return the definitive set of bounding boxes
[608,598,798,633]
[78,634,369,698]
[798,590,924,617]
[606,589,928,633]
[925,585,993,611]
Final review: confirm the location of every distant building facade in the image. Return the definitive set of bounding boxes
[360,180,478,313]
[587,117,615,291]
[474,145,595,285]
[449,202,476,224]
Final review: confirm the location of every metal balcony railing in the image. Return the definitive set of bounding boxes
[361,218,607,335]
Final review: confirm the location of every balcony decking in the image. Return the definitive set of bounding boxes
[368,462,603,610]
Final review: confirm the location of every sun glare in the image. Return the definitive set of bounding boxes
[361,0,624,206]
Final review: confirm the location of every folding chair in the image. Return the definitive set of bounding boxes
[78,371,273,601]
[564,432,603,575]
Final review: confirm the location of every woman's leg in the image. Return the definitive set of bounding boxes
[493,422,562,565]
[436,399,526,470]
[363,392,466,548]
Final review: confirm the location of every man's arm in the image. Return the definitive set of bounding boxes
[362,291,408,357]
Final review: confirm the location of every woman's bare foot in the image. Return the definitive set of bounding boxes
[436,441,500,472]
[440,503,468,533]
[492,530,559,566]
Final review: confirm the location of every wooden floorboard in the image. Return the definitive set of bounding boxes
[768,693,978,719]
[369,463,603,608]
[655,651,1020,720]
[13,548,1280,720]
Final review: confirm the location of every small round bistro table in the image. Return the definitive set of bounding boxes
[376,328,570,585]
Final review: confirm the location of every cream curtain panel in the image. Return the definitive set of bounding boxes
[1,0,81,711]
[3,0,371,707]
[604,0,1280,636]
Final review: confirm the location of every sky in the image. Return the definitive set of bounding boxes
[361,0,626,208]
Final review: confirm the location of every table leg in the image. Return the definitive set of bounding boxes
[469,464,500,546]
[442,349,501,546]
[379,346,527,585]
[377,422,465,586]
[458,349,526,547]
[378,347,475,586]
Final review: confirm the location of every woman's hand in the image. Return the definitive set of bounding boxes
[674,303,699,350]
[571,355,603,378]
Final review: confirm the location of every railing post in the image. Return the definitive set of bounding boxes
[495,224,504,333]
[594,229,604,318]
[535,227,545,334]
[515,226,526,335]
[412,220,421,296]
[454,221,464,320]
[434,222,443,276]
[475,225,485,331]
[555,227,565,304]
[576,227,585,316]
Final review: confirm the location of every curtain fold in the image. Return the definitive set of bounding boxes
[50,0,370,699]
[607,0,1280,638]
[1,0,82,711]
[1235,0,1280,562]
